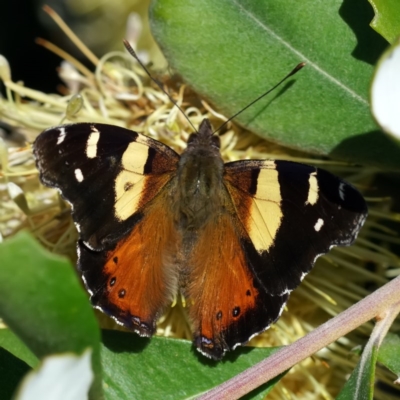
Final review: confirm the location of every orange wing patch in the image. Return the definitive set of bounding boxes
[94,190,179,335]
[184,213,258,356]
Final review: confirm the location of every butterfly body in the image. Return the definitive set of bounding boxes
[33,119,367,359]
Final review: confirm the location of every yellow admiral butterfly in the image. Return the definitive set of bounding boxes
[33,118,367,359]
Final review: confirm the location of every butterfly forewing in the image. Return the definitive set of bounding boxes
[33,123,179,249]
[224,160,367,296]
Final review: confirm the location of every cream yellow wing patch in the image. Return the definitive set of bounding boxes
[114,140,179,222]
[115,171,146,221]
[247,164,283,252]
[224,161,283,253]
[114,142,150,221]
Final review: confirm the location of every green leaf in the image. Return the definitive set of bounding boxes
[368,0,400,43]
[149,0,400,168]
[100,330,284,399]
[337,345,377,400]
[0,329,38,368]
[377,333,400,378]
[2,318,285,399]
[0,231,103,399]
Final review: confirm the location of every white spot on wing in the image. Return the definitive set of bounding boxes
[305,171,319,205]
[86,127,100,159]
[339,182,346,201]
[314,218,324,232]
[56,127,66,145]
[74,168,84,182]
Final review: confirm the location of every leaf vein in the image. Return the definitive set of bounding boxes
[232,0,368,105]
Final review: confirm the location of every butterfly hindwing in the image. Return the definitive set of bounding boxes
[224,160,367,296]
[33,123,180,249]
[184,211,288,359]
[78,187,179,336]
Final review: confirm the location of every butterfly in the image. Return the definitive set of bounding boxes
[33,118,367,359]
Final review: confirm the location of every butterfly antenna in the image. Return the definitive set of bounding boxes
[123,39,198,133]
[214,62,306,135]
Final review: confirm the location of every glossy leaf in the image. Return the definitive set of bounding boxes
[149,0,400,168]
[101,330,284,400]
[0,328,38,368]
[1,328,285,399]
[337,345,377,400]
[0,231,103,399]
[368,0,400,43]
[377,333,400,379]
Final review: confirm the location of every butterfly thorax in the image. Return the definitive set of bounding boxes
[172,119,225,231]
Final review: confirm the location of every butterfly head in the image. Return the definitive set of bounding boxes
[187,119,220,151]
